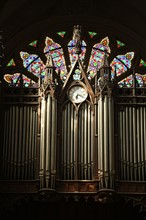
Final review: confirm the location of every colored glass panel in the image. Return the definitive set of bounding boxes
[139,59,146,67]
[135,74,144,87]
[118,73,145,88]
[29,40,37,47]
[4,74,13,83]
[44,37,67,79]
[4,73,20,84]
[88,31,97,38]
[4,73,37,87]
[20,51,45,77]
[118,75,133,88]
[142,74,146,85]
[22,74,37,87]
[7,58,16,66]
[110,52,134,77]
[87,37,110,77]
[57,31,66,38]
[12,73,20,83]
[44,37,61,52]
[117,40,125,48]
[68,39,86,65]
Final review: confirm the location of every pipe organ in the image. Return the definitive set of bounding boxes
[0,41,146,200]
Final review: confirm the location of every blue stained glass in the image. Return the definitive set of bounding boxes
[87,37,110,77]
[118,73,144,88]
[110,52,134,78]
[20,51,45,77]
[44,37,67,79]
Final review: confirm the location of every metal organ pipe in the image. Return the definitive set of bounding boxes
[133,107,137,180]
[98,97,104,188]
[140,107,144,180]
[84,103,87,179]
[88,104,91,179]
[104,95,109,188]
[18,106,22,179]
[51,98,57,188]
[11,106,15,180]
[125,107,130,180]
[119,110,123,180]
[144,108,146,180]
[67,102,71,179]
[2,108,7,179]
[137,107,141,180]
[46,94,51,188]
[97,98,101,184]
[70,104,74,179]
[40,97,46,188]
[7,107,12,179]
[129,106,133,180]
[97,94,115,189]
[109,98,114,188]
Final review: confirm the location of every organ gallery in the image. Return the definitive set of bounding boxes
[0,24,146,220]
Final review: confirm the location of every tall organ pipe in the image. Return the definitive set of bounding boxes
[133,107,137,180]
[126,107,130,180]
[137,107,141,180]
[40,97,46,188]
[140,107,144,180]
[129,107,133,180]
[17,107,22,179]
[70,104,74,179]
[144,108,146,180]
[98,94,115,189]
[109,98,114,188]
[104,95,109,188]
[98,97,104,188]
[45,94,51,188]
[51,98,57,188]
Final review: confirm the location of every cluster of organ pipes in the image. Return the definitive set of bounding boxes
[118,105,146,181]
[2,105,37,180]
[61,101,94,180]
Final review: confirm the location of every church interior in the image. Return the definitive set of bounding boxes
[0,0,146,219]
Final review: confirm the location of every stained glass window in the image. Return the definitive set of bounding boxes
[118,73,146,88]
[87,37,110,77]
[110,52,134,78]
[20,51,45,77]
[139,59,146,67]
[44,37,67,79]
[7,58,16,66]
[116,40,125,48]
[88,31,97,38]
[57,31,66,38]
[4,73,36,87]
[29,40,37,47]
[68,39,86,66]
[3,29,146,88]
